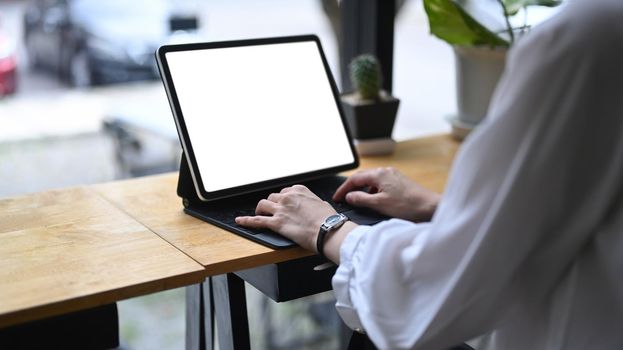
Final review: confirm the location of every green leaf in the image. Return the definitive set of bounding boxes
[503,0,563,16]
[423,0,510,47]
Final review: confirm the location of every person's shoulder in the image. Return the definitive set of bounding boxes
[536,0,621,49]
[568,0,623,27]
[513,0,623,63]
[563,0,622,40]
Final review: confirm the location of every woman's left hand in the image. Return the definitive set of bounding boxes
[235,184,337,251]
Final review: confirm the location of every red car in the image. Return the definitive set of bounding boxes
[0,30,17,96]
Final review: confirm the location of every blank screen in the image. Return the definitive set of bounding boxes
[166,41,354,192]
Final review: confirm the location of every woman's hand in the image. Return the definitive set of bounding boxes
[333,167,441,222]
[235,185,339,251]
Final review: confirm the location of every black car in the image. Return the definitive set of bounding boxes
[24,0,200,87]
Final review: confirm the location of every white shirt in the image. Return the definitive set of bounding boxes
[332,1,623,349]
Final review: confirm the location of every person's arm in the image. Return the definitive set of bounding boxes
[235,169,441,264]
[238,3,623,348]
[333,167,441,223]
[332,6,623,348]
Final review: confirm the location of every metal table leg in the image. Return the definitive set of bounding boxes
[212,273,250,350]
[186,282,206,350]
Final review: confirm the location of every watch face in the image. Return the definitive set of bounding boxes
[325,214,343,225]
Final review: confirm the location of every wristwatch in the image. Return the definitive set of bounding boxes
[316,213,349,261]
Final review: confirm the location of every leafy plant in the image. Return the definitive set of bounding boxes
[349,54,382,100]
[503,0,562,15]
[423,0,562,47]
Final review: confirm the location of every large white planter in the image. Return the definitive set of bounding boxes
[449,46,507,139]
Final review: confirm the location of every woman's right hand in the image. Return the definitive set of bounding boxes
[333,167,441,222]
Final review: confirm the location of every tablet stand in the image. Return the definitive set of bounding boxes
[177,152,201,208]
[176,151,336,301]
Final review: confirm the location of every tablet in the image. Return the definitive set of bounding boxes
[156,35,358,201]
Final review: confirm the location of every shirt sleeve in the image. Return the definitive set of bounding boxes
[331,3,623,349]
[333,220,434,334]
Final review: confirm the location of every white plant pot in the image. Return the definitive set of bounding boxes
[449,46,507,139]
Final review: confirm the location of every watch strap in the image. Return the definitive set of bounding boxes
[316,226,330,261]
[316,213,348,261]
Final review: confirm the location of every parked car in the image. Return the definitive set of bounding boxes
[23,0,200,87]
[0,22,17,96]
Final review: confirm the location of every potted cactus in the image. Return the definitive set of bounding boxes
[340,54,400,155]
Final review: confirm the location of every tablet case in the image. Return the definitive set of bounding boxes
[177,151,337,301]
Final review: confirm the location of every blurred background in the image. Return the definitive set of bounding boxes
[0,0,558,348]
[0,0,456,199]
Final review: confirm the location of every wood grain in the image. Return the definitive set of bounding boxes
[93,175,311,275]
[94,134,461,275]
[0,187,205,328]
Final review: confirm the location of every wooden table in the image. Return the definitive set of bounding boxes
[0,187,205,329]
[0,134,460,348]
[93,134,460,274]
[95,134,460,349]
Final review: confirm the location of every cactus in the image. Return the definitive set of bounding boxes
[349,54,382,100]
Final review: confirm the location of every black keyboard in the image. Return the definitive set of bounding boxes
[184,175,388,248]
[197,176,353,226]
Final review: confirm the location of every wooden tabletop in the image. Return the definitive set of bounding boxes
[0,187,205,328]
[94,134,461,276]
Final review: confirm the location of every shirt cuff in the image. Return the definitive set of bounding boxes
[332,224,371,332]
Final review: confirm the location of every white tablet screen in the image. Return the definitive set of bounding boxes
[166,41,354,192]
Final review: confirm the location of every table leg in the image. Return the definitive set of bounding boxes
[212,273,250,350]
[185,283,205,350]
[202,278,215,350]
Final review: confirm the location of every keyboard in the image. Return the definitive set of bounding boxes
[199,176,353,226]
[184,175,387,248]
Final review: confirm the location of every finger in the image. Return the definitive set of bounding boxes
[333,170,381,201]
[256,199,278,215]
[235,215,277,230]
[281,185,312,197]
[345,191,382,210]
[267,193,282,202]
[291,184,309,192]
